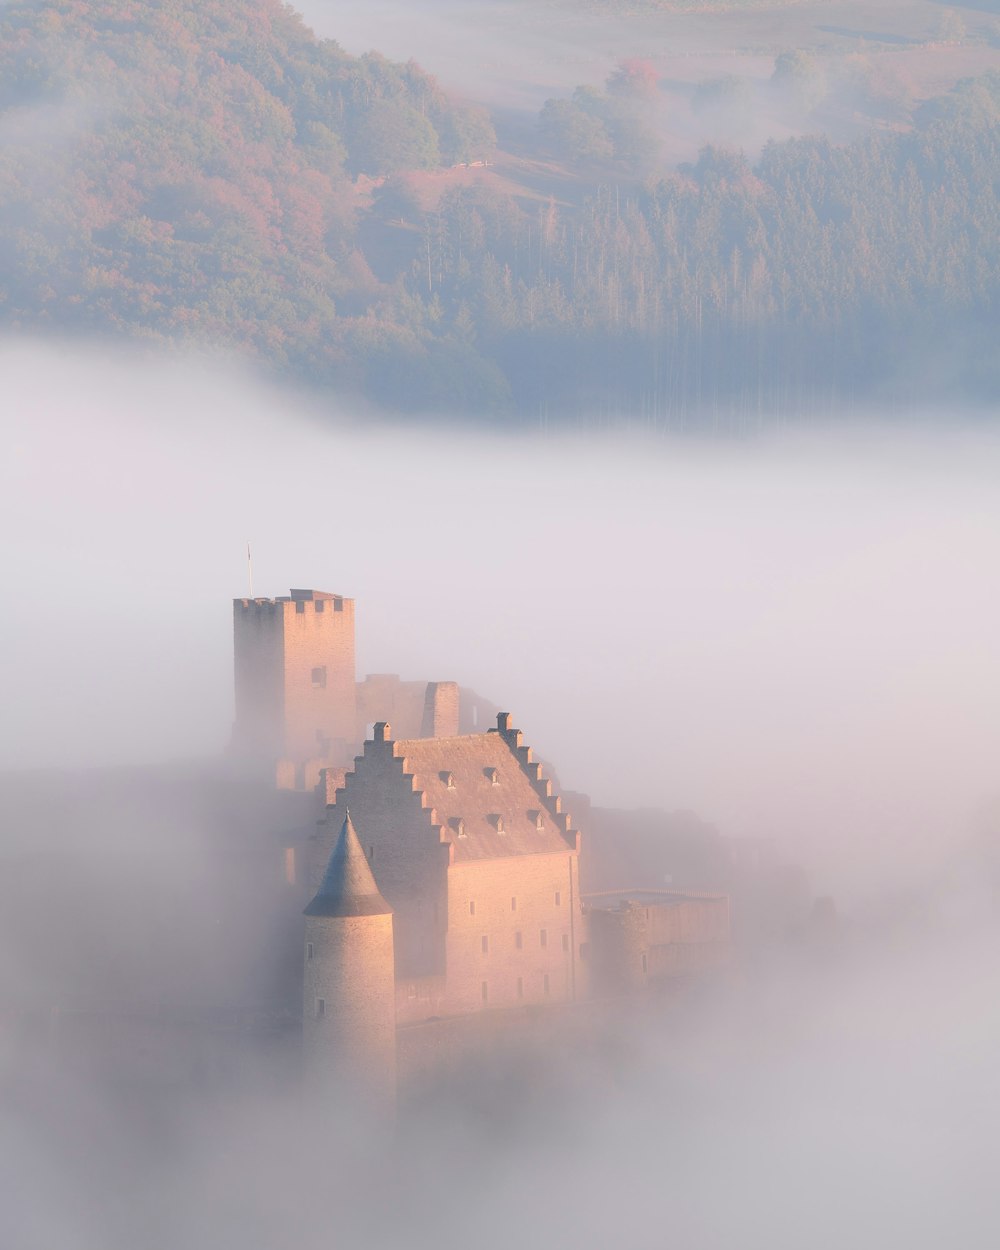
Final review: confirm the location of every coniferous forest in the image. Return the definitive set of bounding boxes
[0,0,997,424]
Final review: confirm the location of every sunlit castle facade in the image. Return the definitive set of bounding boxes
[308,714,588,1025]
[234,588,729,1096]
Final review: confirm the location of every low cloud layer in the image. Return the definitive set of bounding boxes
[4,336,1000,1250]
[3,338,999,902]
[7,912,1000,1250]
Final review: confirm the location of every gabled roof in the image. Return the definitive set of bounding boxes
[389,719,575,863]
[304,811,391,917]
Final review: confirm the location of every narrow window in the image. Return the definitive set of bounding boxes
[481,935,489,955]
[511,896,517,912]
[296,600,305,614]
[543,974,550,996]
[517,977,524,999]
[408,983,417,999]
[562,933,570,953]
[642,953,648,975]
[481,981,488,1004]
[540,929,547,949]
[469,900,476,916]
[316,998,326,1019]
[369,845,375,862]
[554,891,561,907]
[306,942,314,961]
[311,666,327,688]
[515,931,522,950]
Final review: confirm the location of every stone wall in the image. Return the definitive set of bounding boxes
[443,851,584,1014]
[232,598,286,762]
[280,592,356,770]
[311,725,586,1017]
[302,911,395,1111]
[586,894,730,994]
[313,732,450,981]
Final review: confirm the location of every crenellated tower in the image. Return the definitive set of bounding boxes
[233,588,357,787]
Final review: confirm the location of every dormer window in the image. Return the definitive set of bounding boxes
[531,810,545,831]
[485,767,500,787]
[441,771,456,790]
[490,814,505,835]
[450,817,466,839]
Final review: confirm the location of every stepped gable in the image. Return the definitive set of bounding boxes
[389,713,577,862]
[305,811,392,917]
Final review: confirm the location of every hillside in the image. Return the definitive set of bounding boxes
[0,0,997,421]
[0,0,500,401]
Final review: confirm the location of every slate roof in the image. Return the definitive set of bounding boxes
[304,811,392,917]
[392,730,573,863]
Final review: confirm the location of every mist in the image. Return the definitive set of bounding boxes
[2,0,999,1241]
[4,335,1000,1249]
[3,337,999,902]
[7,883,1000,1250]
[293,0,1000,157]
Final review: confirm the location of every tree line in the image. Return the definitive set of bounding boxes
[0,0,996,425]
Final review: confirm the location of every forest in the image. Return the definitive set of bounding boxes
[0,0,997,424]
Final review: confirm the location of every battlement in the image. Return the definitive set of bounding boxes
[234,589,351,613]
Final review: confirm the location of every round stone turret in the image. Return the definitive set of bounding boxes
[302,811,395,1115]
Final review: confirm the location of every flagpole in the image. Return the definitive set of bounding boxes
[247,542,253,598]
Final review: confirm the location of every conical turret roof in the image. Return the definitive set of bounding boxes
[304,811,392,918]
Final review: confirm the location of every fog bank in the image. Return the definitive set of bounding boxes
[3,339,999,900]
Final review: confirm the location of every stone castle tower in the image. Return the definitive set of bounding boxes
[302,811,396,1114]
[233,589,356,784]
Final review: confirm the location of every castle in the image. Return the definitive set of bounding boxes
[233,587,495,791]
[234,588,730,1107]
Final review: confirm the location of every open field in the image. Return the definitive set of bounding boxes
[297,0,999,114]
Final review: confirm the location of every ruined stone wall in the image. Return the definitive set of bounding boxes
[420,682,460,738]
[587,895,730,994]
[458,688,500,735]
[587,904,646,995]
[355,676,460,742]
[356,675,429,741]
